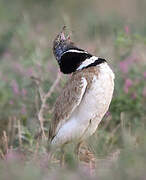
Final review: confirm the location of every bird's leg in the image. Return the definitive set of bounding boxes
[60,145,65,167]
[75,141,83,160]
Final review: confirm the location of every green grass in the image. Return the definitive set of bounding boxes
[0,0,146,179]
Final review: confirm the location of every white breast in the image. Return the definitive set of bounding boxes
[51,62,114,147]
[78,62,115,139]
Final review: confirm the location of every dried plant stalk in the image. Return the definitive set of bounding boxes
[32,71,62,140]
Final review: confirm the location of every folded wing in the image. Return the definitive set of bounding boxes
[49,74,87,141]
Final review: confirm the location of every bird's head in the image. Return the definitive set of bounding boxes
[53,26,74,63]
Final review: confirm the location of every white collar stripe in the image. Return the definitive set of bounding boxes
[77,56,99,70]
[63,49,89,55]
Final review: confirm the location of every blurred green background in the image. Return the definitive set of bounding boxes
[0,0,146,179]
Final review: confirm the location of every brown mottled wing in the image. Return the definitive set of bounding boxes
[49,73,87,140]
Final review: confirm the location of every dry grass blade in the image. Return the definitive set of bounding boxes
[2,131,8,154]
[17,120,22,147]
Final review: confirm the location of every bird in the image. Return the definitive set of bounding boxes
[49,26,115,164]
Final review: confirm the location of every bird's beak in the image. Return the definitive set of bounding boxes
[59,26,67,41]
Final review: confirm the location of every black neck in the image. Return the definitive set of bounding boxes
[59,51,92,74]
[58,48,106,74]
